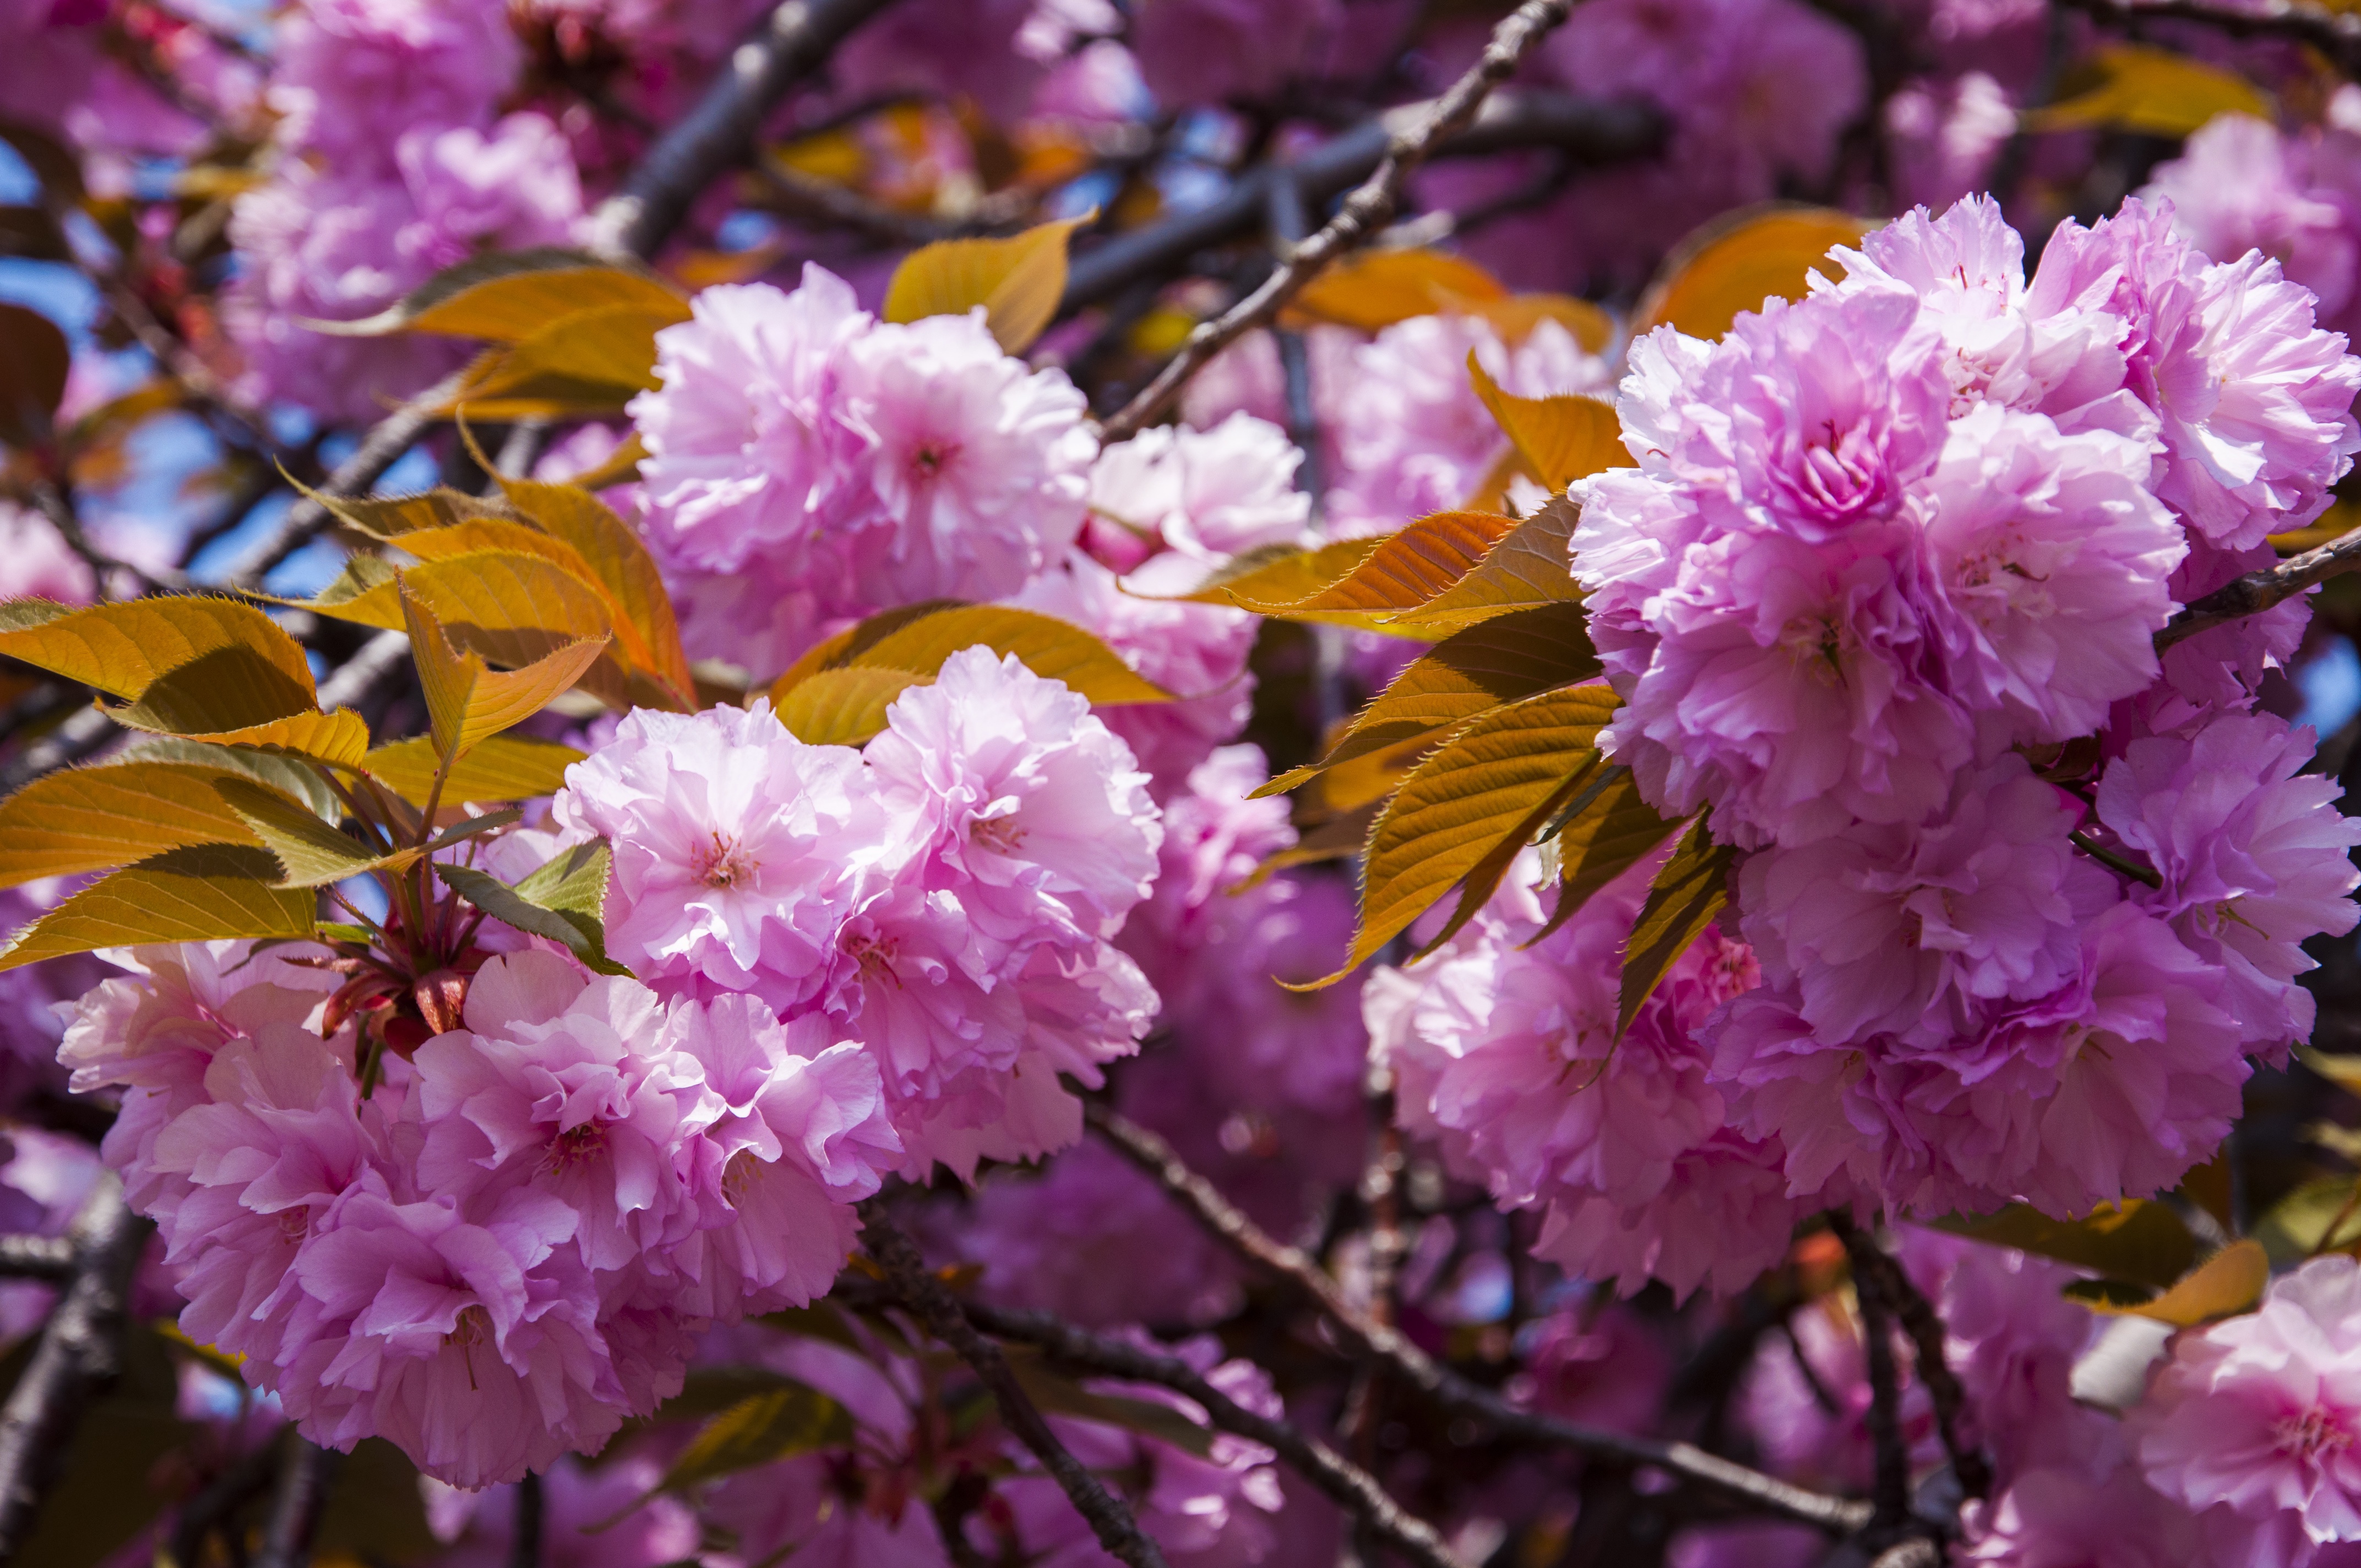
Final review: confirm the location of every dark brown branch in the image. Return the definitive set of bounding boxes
[586,0,909,260]
[1846,1237,1912,1532]
[0,707,116,797]
[0,1178,150,1558]
[857,1203,1172,1568]
[2157,525,2361,650]
[1060,89,1661,316]
[1836,1220,1990,1501]
[509,1472,543,1568]
[0,1235,74,1282]
[252,1438,339,1568]
[1098,0,1579,440]
[894,1292,1471,1568]
[1086,1107,1873,1535]
[219,367,470,590]
[2057,0,2361,75]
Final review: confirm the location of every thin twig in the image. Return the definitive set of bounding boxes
[508,1472,543,1568]
[901,1292,1471,1568]
[0,1177,150,1558]
[166,1439,285,1568]
[1835,1219,1990,1501]
[1087,1108,1873,1534]
[2056,0,2361,74]
[1059,89,1661,315]
[1847,1243,1912,1532]
[251,1439,339,1568]
[219,367,470,589]
[857,1203,1172,1568]
[2157,525,2361,650]
[586,0,910,260]
[1098,0,1582,440]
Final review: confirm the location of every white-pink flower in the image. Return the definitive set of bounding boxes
[2132,1256,2361,1567]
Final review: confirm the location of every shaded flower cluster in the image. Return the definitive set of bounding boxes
[60,942,896,1486]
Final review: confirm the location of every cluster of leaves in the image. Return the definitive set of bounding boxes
[1183,209,1862,1032]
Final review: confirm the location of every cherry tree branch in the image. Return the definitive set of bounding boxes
[585,0,909,260]
[2055,0,2361,75]
[1835,1218,1991,1501]
[1086,1108,1873,1535]
[252,1439,339,1568]
[0,1236,74,1282]
[2156,525,2361,650]
[857,1203,1172,1568]
[0,1178,149,1558]
[1097,0,1582,442]
[1058,88,1662,315]
[829,1280,1471,1568]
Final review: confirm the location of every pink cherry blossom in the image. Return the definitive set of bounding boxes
[551,699,895,1014]
[2096,707,2361,1055]
[2132,1255,2361,1567]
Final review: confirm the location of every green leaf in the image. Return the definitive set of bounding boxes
[2253,1175,2361,1265]
[2075,1240,2268,1326]
[1525,765,1684,946]
[1286,247,1507,332]
[491,471,697,707]
[443,303,681,417]
[0,761,275,888]
[116,736,341,820]
[1004,1349,1216,1460]
[1931,1200,2199,1290]
[363,734,585,807]
[144,709,373,770]
[2021,44,2268,138]
[772,665,933,745]
[1617,815,1738,1037]
[0,596,315,704]
[1466,353,1629,492]
[1390,496,1584,634]
[0,300,69,447]
[1408,759,1602,963]
[1634,205,1867,341]
[1307,685,1621,986]
[780,602,1170,705]
[1262,602,1600,796]
[656,1385,853,1492]
[1285,510,1519,635]
[0,845,315,971]
[402,581,610,761]
[303,251,687,340]
[883,215,1090,353]
[434,840,625,976]
[211,777,394,888]
[1156,536,1383,614]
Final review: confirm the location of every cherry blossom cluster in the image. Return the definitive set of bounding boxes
[554,645,1164,1178]
[57,941,896,1487]
[224,0,589,420]
[629,266,1097,673]
[1565,193,2361,1223]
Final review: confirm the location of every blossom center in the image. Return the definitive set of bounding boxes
[2272,1404,2355,1464]
[910,439,960,478]
[844,930,903,987]
[543,1120,608,1174]
[969,813,1027,853]
[694,831,758,890]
